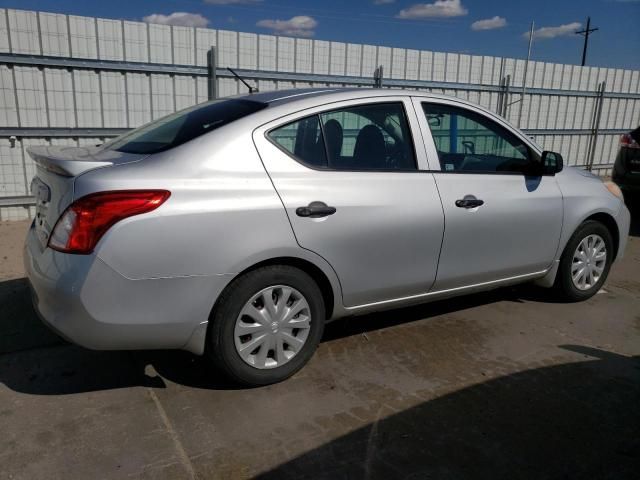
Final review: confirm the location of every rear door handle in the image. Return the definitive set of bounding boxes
[455,198,484,209]
[296,201,337,218]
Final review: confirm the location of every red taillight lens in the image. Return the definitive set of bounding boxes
[48,190,171,254]
[620,133,640,149]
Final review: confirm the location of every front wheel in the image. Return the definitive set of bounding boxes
[554,220,614,302]
[207,265,325,386]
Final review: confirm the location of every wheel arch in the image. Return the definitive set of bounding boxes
[183,249,344,356]
[227,256,337,321]
[535,209,621,289]
[584,212,620,260]
[203,257,337,385]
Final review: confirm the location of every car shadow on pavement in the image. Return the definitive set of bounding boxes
[0,277,63,355]
[0,275,564,396]
[321,284,552,344]
[0,273,629,397]
[0,276,237,394]
[255,345,640,480]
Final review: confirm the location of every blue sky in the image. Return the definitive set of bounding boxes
[4,0,640,69]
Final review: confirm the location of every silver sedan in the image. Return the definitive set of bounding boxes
[24,88,631,385]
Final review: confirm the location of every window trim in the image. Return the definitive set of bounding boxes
[420,101,543,176]
[265,101,419,173]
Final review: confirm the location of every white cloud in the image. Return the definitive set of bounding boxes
[396,0,468,19]
[204,0,262,4]
[526,22,582,39]
[471,16,507,31]
[256,15,318,37]
[143,12,209,28]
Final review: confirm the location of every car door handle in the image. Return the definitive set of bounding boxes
[455,198,484,208]
[296,201,337,218]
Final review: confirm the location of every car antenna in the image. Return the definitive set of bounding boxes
[227,67,259,94]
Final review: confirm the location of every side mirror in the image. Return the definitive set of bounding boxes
[541,151,564,175]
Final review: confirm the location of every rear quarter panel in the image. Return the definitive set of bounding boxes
[73,126,343,315]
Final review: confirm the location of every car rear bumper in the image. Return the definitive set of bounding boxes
[24,222,232,354]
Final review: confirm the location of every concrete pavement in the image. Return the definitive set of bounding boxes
[1,210,639,479]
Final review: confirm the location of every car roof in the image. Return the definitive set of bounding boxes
[242,87,459,107]
[236,87,499,127]
[246,88,354,105]
[239,87,499,120]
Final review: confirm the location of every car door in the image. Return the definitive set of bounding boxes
[253,97,445,308]
[412,97,563,291]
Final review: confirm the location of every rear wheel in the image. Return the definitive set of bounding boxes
[207,265,325,386]
[554,220,613,302]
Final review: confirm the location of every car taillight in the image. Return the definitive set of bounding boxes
[620,133,640,149]
[48,190,171,254]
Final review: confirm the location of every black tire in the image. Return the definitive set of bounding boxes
[207,265,325,386]
[554,220,614,302]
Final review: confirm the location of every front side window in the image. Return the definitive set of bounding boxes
[104,99,267,154]
[422,103,536,174]
[268,102,417,171]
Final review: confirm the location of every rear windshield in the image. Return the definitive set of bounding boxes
[104,99,267,154]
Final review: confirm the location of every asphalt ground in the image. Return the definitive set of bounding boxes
[1,202,639,479]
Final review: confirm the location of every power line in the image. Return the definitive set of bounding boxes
[575,17,599,67]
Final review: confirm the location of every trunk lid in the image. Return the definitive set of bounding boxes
[27,145,147,248]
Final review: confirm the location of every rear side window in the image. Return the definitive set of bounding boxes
[269,115,327,168]
[268,102,417,171]
[105,99,267,154]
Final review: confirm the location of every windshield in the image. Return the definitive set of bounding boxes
[103,98,268,154]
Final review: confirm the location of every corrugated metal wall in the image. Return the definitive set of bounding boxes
[1,8,639,220]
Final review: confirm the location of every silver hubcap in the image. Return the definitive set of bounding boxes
[571,234,607,291]
[234,285,311,369]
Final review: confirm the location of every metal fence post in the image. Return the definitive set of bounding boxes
[503,74,511,118]
[587,81,606,172]
[497,75,511,118]
[207,46,217,100]
[373,65,383,88]
[497,76,505,115]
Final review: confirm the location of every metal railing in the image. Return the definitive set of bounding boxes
[0,55,622,212]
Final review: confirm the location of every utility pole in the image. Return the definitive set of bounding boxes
[575,17,599,66]
[517,21,534,128]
